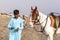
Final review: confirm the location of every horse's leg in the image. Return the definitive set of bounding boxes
[49,34,53,40]
[47,36,50,40]
[46,27,54,40]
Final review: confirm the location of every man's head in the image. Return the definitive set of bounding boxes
[13,9,19,18]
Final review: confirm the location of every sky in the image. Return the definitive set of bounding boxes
[0,0,60,15]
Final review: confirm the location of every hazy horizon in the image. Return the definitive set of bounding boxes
[0,0,60,16]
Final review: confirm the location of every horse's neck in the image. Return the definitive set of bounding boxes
[39,12,47,23]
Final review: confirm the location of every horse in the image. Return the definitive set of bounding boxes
[30,6,60,40]
[37,11,60,40]
[28,6,40,27]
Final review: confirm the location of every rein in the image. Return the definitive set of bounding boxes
[40,16,48,32]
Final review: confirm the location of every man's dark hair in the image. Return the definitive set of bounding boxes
[14,9,19,15]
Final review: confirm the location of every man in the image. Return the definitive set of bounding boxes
[8,10,24,40]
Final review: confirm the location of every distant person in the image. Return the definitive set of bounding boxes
[23,15,25,20]
[8,10,24,40]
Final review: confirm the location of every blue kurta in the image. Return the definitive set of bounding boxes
[8,17,24,40]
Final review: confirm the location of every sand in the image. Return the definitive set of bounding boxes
[0,15,60,40]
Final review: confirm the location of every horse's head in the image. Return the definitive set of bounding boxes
[31,6,39,24]
[31,6,38,14]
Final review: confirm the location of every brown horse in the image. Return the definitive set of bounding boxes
[31,6,39,24]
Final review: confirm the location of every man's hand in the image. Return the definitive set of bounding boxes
[16,28,20,31]
[11,27,14,30]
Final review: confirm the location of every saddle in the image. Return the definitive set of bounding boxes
[50,15,60,28]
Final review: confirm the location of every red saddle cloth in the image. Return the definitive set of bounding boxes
[50,16,55,27]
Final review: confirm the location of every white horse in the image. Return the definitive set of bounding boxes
[38,12,54,40]
[29,11,60,40]
[38,11,60,40]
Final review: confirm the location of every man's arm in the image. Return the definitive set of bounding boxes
[8,18,14,30]
[20,20,24,30]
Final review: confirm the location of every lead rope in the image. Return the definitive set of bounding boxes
[40,16,48,32]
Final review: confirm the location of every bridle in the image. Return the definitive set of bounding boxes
[40,16,48,32]
[33,15,48,32]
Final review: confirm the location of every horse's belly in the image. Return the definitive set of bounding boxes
[45,26,55,35]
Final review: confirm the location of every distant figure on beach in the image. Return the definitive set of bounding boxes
[8,10,24,40]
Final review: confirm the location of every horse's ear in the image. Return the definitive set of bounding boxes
[35,6,37,10]
[31,6,33,10]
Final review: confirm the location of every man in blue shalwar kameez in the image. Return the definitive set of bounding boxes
[8,10,24,40]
